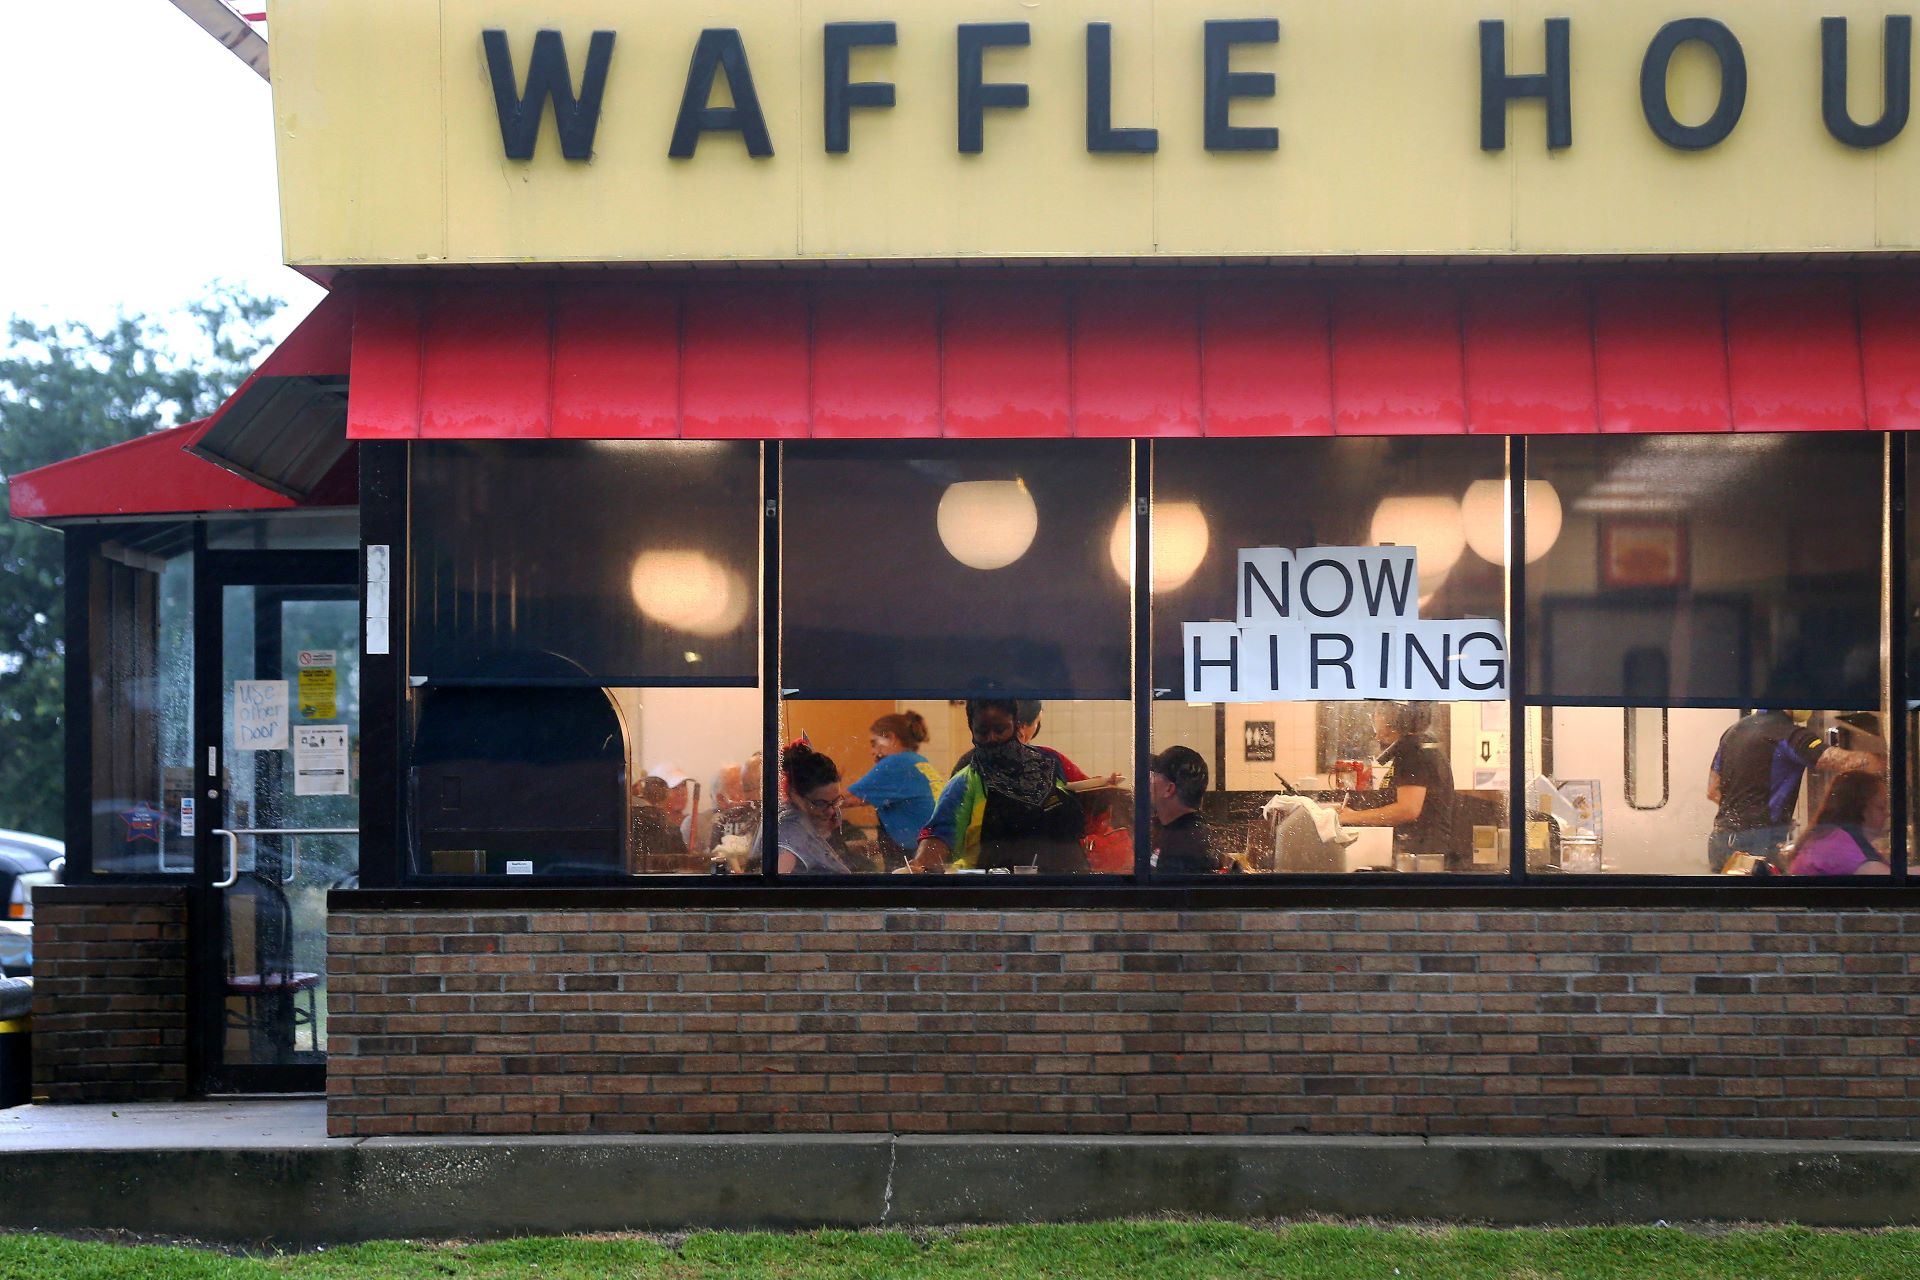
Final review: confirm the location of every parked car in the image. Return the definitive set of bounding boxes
[0,830,64,976]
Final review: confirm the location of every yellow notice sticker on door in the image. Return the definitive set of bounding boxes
[297,666,337,720]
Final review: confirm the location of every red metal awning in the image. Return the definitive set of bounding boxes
[348,272,1920,440]
[8,292,357,522]
[6,419,298,521]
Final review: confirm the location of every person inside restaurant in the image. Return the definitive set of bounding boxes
[706,752,763,871]
[1784,770,1891,876]
[629,775,691,873]
[763,741,859,875]
[1335,702,1455,869]
[911,698,1087,873]
[1150,746,1223,875]
[846,712,943,868]
[1707,709,1882,873]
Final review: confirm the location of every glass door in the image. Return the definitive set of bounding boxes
[192,552,359,1094]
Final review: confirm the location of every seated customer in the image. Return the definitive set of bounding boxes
[1083,785,1136,874]
[1149,746,1222,874]
[629,775,690,872]
[707,753,763,869]
[912,698,1087,873]
[847,711,943,865]
[1787,771,1891,876]
[763,741,857,875]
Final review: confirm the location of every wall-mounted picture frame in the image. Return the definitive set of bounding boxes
[1599,518,1688,589]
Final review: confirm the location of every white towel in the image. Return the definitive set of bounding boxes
[1261,793,1355,846]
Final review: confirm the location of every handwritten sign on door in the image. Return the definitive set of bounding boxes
[233,680,289,751]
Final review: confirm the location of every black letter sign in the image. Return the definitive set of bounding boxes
[1479,18,1572,151]
[1086,23,1158,153]
[669,28,774,159]
[483,29,615,161]
[824,22,897,154]
[1823,16,1912,148]
[958,23,1031,153]
[1203,19,1280,152]
[1640,18,1746,151]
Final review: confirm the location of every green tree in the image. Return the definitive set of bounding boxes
[0,286,282,837]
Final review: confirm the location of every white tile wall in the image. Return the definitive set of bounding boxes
[897,699,1134,782]
[1031,700,1133,781]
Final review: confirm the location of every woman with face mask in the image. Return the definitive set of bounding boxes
[910,698,1087,874]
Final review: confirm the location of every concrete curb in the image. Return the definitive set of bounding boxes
[3,1137,1918,1244]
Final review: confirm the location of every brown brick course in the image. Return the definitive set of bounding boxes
[32,890,189,1104]
[324,907,1920,1139]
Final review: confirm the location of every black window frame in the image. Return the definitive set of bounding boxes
[354,434,1914,897]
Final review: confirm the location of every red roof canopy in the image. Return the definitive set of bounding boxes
[8,292,356,522]
[348,272,1920,441]
[6,419,297,521]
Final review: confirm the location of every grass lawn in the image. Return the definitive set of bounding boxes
[1,1223,1917,1279]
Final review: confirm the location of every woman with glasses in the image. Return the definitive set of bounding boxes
[765,740,857,875]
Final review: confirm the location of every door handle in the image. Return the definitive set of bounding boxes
[211,829,240,889]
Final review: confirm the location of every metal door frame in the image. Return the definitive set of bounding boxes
[190,549,357,1095]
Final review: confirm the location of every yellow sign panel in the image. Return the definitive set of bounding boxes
[270,1,1919,264]
[298,667,337,720]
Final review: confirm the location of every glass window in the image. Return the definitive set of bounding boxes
[410,441,759,684]
[1524,434,1887,876]
[1150,438,1511,877]
[408,684,762,877]
[87,536,195,875]
[406,442,762,878]
[779,441,1132,876]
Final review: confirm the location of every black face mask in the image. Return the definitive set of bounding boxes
[972,735,1017,760]
[969,736,1055,808]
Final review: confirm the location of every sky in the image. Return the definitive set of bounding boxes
[0,2,324,345]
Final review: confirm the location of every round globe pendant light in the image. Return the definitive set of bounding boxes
[1461,478,1563,565]
[1108,502,1211,592]
[629,550,751,636]
[937,479,1039,570]
[1369,494,1466,588]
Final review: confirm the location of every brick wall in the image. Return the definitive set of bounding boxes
[32,887,189,1104]
[326,906,1920,1140]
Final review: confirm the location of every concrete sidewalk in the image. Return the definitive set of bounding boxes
[5,1102,1920,1245]
[0,1098,332,1150]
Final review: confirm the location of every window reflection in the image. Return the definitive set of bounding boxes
[88,535,196,875]
[410,685,761,877]
[1526,706,1888,875]
[1527,434,1880,708]
[779,441,1132,878]
[781,442,1131,701]
[405,441,763,880]
[1523,434,1885,876]
[777,698,1132,876]
[1150,438,1511,877]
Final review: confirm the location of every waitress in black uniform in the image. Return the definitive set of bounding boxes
[1336,702,1453,867]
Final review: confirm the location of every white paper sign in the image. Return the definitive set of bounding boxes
[1240,546,1419,625]
[233,680,289,751]
[366,544,391,656]
[297,649,336,669]
[294,725,351,796]
[1186,545,1508,702]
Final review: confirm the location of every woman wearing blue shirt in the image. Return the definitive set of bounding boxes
[847,711,943,864]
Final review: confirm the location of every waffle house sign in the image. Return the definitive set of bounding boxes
[271,2,1920,264]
